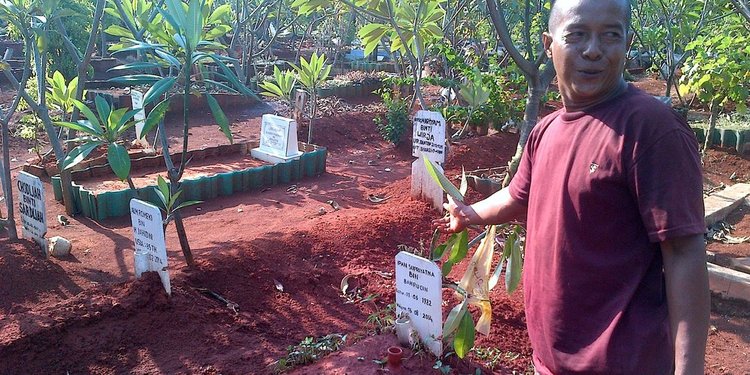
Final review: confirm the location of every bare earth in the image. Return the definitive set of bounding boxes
[0,79,749,374]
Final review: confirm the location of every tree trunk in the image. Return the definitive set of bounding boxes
[703,100,720,154]
[502,64,555,187]
[157,120,195,268]
[0,116,18,239]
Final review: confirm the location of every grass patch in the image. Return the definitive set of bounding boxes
[272,334,347,373]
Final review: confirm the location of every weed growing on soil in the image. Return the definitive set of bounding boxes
[273,334,346,373]
[366,303,396,334]
[473,346,521,369]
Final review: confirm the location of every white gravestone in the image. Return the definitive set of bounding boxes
[411,110,446,210]
[17,171,47,253]
[395,251,443,356]
[250,114,304,164]
[412,110,446,163]
[130,199,171,295]
[131,89,149,147]
[410,158,445,211]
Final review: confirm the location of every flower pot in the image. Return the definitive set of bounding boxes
[386,346,403,374]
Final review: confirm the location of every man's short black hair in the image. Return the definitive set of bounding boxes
[548,0,632,33]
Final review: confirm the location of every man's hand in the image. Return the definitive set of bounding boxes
[432,187,527,233]
[432,195,478,233]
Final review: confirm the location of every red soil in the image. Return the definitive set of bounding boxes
[0,80,749,374]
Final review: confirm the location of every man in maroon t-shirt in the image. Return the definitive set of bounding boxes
[436,0,710,373]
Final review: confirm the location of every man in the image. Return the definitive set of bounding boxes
[436,0,710,373]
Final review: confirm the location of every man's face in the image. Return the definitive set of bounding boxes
[543,0,632,109]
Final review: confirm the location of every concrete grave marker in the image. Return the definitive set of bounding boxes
[251,114,304,163]
[395,251,443,356]
[130,89,149,147]
[412,110,446,163]
[411,110,446,210]
[130,199,171,295]
[17,171,47,252]
[411,159,444,210]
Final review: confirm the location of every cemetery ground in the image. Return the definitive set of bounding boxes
[1,80,750,374]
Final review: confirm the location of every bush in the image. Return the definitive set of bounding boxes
[374,88,410,145]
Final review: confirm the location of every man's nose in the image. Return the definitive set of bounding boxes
[582,37,602,60]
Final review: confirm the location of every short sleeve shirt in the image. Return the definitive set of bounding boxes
[509,85,705,374]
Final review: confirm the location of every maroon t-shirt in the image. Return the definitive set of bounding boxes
[509,85,705,374]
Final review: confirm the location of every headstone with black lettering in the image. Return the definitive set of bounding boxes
[411,110,446,210]
[131,89,147,143]
[412,110,446,163]
[395,251,443,356]
[17,171,47,253]
[250,114,303,163]
[130,199,170,295]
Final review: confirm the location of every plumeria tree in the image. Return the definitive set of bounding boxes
[105,0,257,266]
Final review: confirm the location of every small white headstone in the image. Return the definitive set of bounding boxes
[412,110,446,164]
[17,171,47,253]
[410,159,444,210]
[250,114,304,163]
[131,89,149,146]
[395,251,443,356]
[130,199,170,295]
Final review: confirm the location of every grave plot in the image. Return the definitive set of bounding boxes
[41,114,327,221]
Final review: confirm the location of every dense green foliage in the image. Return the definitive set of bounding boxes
[374,87,410,145]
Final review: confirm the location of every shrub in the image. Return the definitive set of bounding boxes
[374,88,410,146]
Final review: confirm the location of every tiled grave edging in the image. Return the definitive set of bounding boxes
[691,126,750,154]
[51,142,326,221]
[317,82,383,98]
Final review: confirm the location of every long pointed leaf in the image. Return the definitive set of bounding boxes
[141,98,171,138]
[63,141,103,171]
[505,232,523,293]
[144,76,177,105]
[72,100,102,131]
[55,120,101,137]
[423,155,463,202]
[453,311,475,358]
[205,93,232,144]
[443,299,467,338]
[107,143,131,181]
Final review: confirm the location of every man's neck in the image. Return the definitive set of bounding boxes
[562,80,628,112]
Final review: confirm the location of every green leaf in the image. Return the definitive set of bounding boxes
[432,243,448,260]
[207,4,231,24]
[72,100,102,131]
[104,24,134,38]
[174,199,202,211]
[453,311,475,358]
[505,229,523,293]
[205,93,232,144]
[108,62,162,72]
[108,74,163,85]
[423,155,463,202]
[144,77,177,105]
[443,299,468,338]
[55,120,100,137]
[107,143,131,181]
[442,230,468,275]
[63,141,103,171]
[89,95,112,128]
[154,178,169,209]
[141,98,171,139]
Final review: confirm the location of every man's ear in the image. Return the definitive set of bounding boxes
[542,32,553,58]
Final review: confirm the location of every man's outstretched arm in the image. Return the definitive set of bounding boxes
[661,233,710,375]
